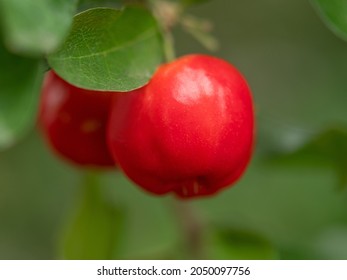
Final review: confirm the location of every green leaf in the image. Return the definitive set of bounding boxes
[311,0,347,41]
[210,227,278,260]
[272,126,347,189]
[0,43,42,150]
[61,172,125,259]
[0,0,78,56]
[48,7,165,92]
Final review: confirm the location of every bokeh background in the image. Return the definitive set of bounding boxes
[1,0,347,259]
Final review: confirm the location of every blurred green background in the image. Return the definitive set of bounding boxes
[1,0,347,259]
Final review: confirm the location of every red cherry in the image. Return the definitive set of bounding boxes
[39,70,115,168]
[107,54,255,198]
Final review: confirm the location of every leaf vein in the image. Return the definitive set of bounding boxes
[52,27,158,61]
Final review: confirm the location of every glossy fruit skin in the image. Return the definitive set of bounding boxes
[107,54,254,198]
[39,70,115,168]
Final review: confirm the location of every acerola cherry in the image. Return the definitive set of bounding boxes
[39,70,115,168]
[107,54,254,198]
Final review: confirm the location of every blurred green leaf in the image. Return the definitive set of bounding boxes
[210,227,278,260]
[273,126,347,189]
[0,43,42,150]
[103,176,180,259]
[48,7,164,92]
[61,172,125,259]
[0,0,78,56]
[311,0,347,41]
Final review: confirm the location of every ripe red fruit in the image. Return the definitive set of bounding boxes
[107,54,254,198]
[39,70,115,168]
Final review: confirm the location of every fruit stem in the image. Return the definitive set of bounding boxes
[162,31,176,62]
[172,199,206,259]
[150,0,178,62]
